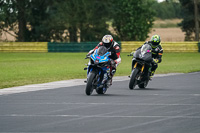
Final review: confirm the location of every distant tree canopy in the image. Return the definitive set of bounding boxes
[153,0,182,19]
[0,0,157,42]
[178,0,200,41]
[0,0,59,42]
[112,0,155,41]
[155,0,200,41]
[52,0,113,42]
[0,0,188,42]
[0,0,112,42]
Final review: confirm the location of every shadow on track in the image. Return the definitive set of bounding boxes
[132,88,168,91]
[89,93,134,97]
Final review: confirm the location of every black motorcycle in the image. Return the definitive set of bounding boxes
[129,43,153,89]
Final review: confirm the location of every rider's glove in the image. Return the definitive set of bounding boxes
[153,59,159,63]
[130,52,134,56]
[86,50,94,58]
[86,53,91,58]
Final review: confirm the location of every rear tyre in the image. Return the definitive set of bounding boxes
[85,71,96,95]
[96,85,107,94]
[138,79,149,88]
[129,68,139,90]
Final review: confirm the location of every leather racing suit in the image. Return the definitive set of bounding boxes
[138,41,163,76]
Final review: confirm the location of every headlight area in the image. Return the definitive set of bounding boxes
[94,59,99,64]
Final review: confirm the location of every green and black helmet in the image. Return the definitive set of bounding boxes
[150,35,161,48]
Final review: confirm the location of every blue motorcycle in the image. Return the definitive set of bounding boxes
[85,46,111,95]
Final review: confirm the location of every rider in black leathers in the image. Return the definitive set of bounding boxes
[136,35,163,78]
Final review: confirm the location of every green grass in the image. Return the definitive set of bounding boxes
[0,52,200,89]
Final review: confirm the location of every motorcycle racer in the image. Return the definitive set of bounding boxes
[87,35,121,84]
[136,35,163,78]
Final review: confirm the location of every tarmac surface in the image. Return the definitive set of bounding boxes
[0,72,200,133]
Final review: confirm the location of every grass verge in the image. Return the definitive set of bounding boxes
[0,52,200,89]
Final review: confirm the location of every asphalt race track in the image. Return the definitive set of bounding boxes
[0,72,200,133]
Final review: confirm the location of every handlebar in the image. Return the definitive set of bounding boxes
[85,55,90,59]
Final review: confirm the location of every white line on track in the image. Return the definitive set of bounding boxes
[1,114,200,119]
[0,73,183,95]
[1,102,200,106]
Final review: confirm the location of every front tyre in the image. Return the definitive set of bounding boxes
[129,68,139,90]
[85,71,96,95]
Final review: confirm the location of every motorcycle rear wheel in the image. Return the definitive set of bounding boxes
[85,71,96,95]
[138,79,149,88]
[96,85,107,94]
[129,68,139,90]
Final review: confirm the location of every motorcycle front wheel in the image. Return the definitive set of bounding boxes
[85,71,96,95]
[129,68,140,90]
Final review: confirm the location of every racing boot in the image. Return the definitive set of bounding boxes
[107,69,116,86]
[107,78,112,86]
[150,70,155,80]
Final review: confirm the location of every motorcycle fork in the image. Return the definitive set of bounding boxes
[139,64,145,80]
[134,62,145,80]
[96,70,104,87]
[133,62,144,72]
[90,69,100,87]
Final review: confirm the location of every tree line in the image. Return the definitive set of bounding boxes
[0,0,199,42]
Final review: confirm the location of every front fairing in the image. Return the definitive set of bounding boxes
[87,46,111,77]
[140,52,152,62]
[133,44,152,62]
[91,50,111,64]
[90,46,111,65]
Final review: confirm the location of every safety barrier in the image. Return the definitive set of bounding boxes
[161,42,199,52]
[48,42,99,52]
[121,41,199,53]
[0,41,199,52]
[121,41,142,53]
[198,42,200,52]
[48,42,122,52]
[0,42,48,52]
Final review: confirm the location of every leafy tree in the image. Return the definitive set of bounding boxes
[112,0,156,41]
[79,0,112,42]
[1,0,168,42]
[152,1,182,19]
[0,0,19,40]
[0,0,63,42]
[0,0,112,42]
[27,0,66,42]
[178,0,200,41]
[55,0,111,42]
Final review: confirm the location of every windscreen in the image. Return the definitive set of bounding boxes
[141,44,152,55]
[97,46,108,56]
